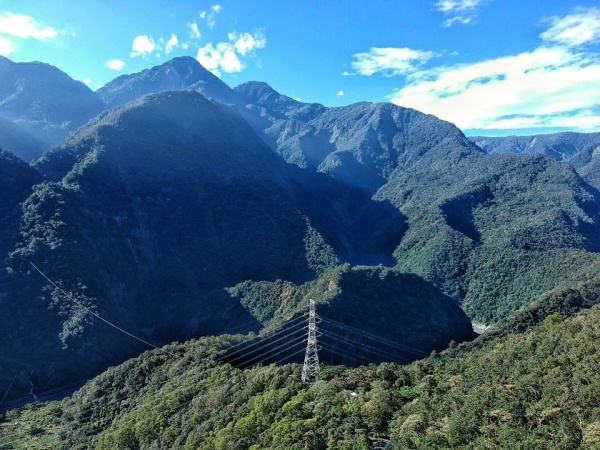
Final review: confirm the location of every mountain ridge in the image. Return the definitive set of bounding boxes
[0,56,105,158]
[97,56,243,107]
[2,56,600,407]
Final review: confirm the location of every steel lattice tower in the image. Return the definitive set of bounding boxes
[301,299,320,383]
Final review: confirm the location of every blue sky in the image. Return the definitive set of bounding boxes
[0,0,599,136]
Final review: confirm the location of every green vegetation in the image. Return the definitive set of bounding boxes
[381,150,600,324]
[228,264,474,366]
[5,297,600,449]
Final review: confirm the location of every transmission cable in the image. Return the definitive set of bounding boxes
[320,316,427,356]
[318,342,373,365]
[222,323,307,366]
[319,329,412,363]
[216,315,305,357]
[218,318,306,363]
[0,372,18,404]
[244,340,307,368]
[30,262,158,349]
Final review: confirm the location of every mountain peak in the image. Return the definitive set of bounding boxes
[97,56,241,107]
[0,56,105,157]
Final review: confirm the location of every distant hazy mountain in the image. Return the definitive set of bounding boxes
[0,56,105,157]
[97,56,242,107]
[0,115,46,161]
[470,132,600,160]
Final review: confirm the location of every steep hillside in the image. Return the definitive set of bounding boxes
[236,82,476,193]
[569,140,600,190]
[471,131,600,161]
[0,56,105,156]
[0,90,448,403]
[235,81,600,325]
[3,56,600,414]
[97,56,242,107]
[378,151,600,323]
[0,149,44,259]
[2,91,312,401]
[5,300,600,449]
[225,265,474,367]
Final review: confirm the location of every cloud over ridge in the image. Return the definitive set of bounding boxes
[196,30,266,76]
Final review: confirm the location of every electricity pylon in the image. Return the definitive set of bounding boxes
[301,299,320,382]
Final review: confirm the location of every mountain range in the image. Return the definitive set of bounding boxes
[470,132,600,161]
[2,55,600,409]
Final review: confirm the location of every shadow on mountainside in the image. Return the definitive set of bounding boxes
[290,167,407,267]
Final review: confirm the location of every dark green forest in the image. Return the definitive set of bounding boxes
[3,56,600,449]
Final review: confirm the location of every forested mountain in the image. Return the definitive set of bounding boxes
[234,81,600,324]
[235,82,472,193]
[2,55,600,435]
[0,89,471,403]
[0,56,105,160]
[470,131,600,161]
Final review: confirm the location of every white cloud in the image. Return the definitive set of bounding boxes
[436,0,482,13]
[389,47,600,132]
[105,59,126,70]
[435,0,484,27]
[353,7,600,132]
[165,34,178,54]
[540,7,600,47]
[81,79,92,85]
[0,12,58,39]
[196,30,266,76]
[197,42,241,74]
[229,31,266,55]
[130,35,156,57]
[351,47,436,76]
[0,35,14,55]
[389,46,600,131]
[200,5,222,28]
[337,91,344,96]
[188,22,201,39]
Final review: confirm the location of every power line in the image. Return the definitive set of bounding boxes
[302,299,320,382]
[318,342,373,365]
[223,323,307,366]
[247,340,307,367]
[320,316,427,357]
[226,331,306,367]
[29,262,158,349]
[217,315,305,359]
[318,329,412,364]
[0,373,18,404]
